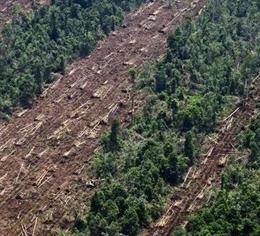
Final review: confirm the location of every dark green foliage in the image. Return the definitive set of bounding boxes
[76,0,259,235]
[188,169,260,236]
[241,116,260,168]
[0,0,148,116]
[186,116,260,236]
[184,131,195,165]
[110,119,120,151]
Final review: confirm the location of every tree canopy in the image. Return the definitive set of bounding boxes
[0,0,148,118]
[72,0,260,235]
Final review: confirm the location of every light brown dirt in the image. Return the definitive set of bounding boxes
[0,0,207,235]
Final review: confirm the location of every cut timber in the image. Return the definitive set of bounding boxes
[63,147,76,158]
[15,163,25,183]
[73,140,86,148]
[79,81,88,90]
[37,148,49,158]
[150,9,161,16]
[30,122,44,136]
[89,119,100,128]
[54,94,66,103]
[17,110,28,118]
[15,137,26,146]
[148,15,157,21]
[223,108,240,122]
[140,47,148,53]
[21,223,28,236]
[0,138,15,152]
[180,8,188,13]
[0,126,8,137]
[143,21,155,30]
[101,103,119,125]
[173,199,183,208]
[50,77,62,90]
[129,39,137,45]
[1,150,15,162]
[226,117,234,130]
[25,147,35,159]
[191,169,201,179]
[35,170,48,187]
[34,114,45,121]
[88,127,100,139]
[70,101,90,118]
[123,58,136,66]
[198,5,206,16]
[40,86,50,98]
[92,84,112,99]
[206,147,214,157]
[68,68,77,75]
[0,173,8,184]
[218,155,228,167]
[68,91,77,100]
[182,167,192,186]
[20,123,34,134]
[32,217,38,236]
[104,52,115,59]
[86,180,95,188]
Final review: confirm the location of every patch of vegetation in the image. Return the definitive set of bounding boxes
[173,115,260,236]
[72,0,259,235]
[0,0,148,118]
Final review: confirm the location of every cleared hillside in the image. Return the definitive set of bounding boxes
[0,0,206,235]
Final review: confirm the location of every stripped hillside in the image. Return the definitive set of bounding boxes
[68,0,259,235]
[0,0,150,118]
[0,0,207,235]
[184,114,260,236]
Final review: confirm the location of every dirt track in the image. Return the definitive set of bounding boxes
[145,81,260,236]
[0,0,207,235]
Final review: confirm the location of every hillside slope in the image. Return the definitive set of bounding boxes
[0,0,206,235]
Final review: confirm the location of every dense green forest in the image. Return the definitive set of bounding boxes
[0,0,147,118]
[70,0,260,235]
[171,115,260,236]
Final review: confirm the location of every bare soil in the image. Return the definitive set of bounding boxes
[0,0,207,235]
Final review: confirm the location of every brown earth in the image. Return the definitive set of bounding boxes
[0,0,207,235]
[145,79,260,236]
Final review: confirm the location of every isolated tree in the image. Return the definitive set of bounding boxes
[155,70,166,92]
[121,208,139,236]
[184,131,195,165]
[171,99,178,119]
[109,119,120,151]
[128,68,137,112]
[18,75,36,107]
[59,56,66,75]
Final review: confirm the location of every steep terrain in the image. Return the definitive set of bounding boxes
[0,0,206,235]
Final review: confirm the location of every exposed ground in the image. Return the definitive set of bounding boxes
[0,0,207,235]
[145,79,260,236]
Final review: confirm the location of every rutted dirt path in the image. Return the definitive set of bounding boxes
[0,0,206,235]
[145,80,260,236]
